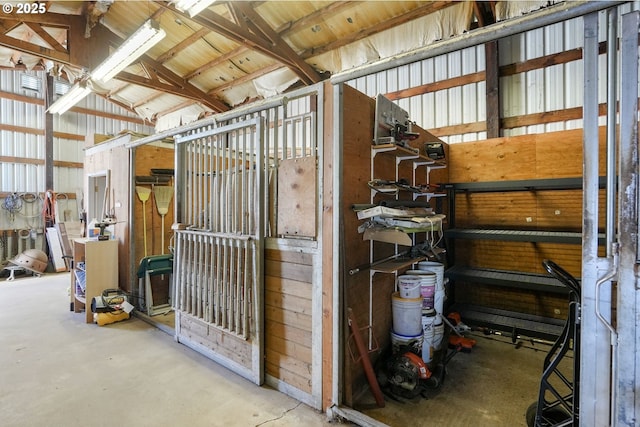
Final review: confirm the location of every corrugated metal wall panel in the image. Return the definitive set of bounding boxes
[348,45,487,144]
[346,6,637,143]
[0,69,154,237]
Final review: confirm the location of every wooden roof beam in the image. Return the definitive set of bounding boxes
[184,45,248,80]
[116,70,202,101]
[0,31,70,63]
[280,1,362,35]
[155,1,320,84]
[98,24,229,112]
[23,22,66,52]
[156,27,210,64]
[231,2,321,85]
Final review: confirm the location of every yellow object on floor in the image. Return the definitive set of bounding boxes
[94,310,130,326]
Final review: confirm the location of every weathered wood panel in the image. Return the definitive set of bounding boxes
[265,351,312,392]
[264,259,313,283]
[264,246,314,397]
[179,313,253,370]
[277,157,316,237]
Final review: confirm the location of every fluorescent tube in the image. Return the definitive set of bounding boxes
[174,0,216,17]
[91,19,166,83]
[47,81,91,115]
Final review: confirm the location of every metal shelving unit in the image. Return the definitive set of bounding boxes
[443,177,606,337]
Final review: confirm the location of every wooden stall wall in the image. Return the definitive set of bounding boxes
[340,85,450,406]
[133,143,175,265]
[341,86,380,406]
[84,139,174,293]
[447,128,607,320]
[264,247,314,396]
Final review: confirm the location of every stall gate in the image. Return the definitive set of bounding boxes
[173,118,266,385]
[169,85,323,406]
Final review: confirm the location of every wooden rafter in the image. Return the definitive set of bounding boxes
[98,24,229,112]
[155,1,320,85]
[0,19,21,34]
[231,2,320,85]
[473,1,497,27]
[0,31,69,63]
[116,70,202,101]
[156,27,210,64]
[184,45,248,80]
[23,22,66,52]
[278,1,362,34]
[141,55,229,112]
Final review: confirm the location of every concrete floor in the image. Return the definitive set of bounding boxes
[1,271,564,427]
[358,330,555,427]
[0,272,338,427]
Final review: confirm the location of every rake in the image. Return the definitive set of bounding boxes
[135,186,151,256]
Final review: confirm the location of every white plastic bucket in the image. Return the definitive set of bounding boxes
[421,309,436,363]
[390,330,423,355]
[406,269,436,310]
[397,275,421,299]
[432,322,445,351]
[392,292,423,336]
[418,261,445,291]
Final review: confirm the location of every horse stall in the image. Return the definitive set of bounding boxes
[170,84,326,408]
[83,132,175,294]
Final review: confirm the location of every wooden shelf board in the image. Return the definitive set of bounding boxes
[371,257,425,273]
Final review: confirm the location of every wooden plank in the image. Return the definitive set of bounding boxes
[277,157,317,237]
[0,155,83,169]
[180,314,253,370]
[265,349,313,381]
[265,334,312,363]
[485,40,500,138]
[321,80,335,410]
[448,128,607,183]
[265,289,312,317]
[265,305,312,331]
[456,240,583,276]
[266,318,312,344]
[265,258,313,283]
[535,127,607,177]
[385,71,485,101]
[448,135,537,182]
[455,282,569,320]
[265,275,312,300]
[265,247,314,265]
[265,358,312,393]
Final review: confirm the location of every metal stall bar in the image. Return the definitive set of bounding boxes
[173,118,264,385]
[614,11,640,426]
[581,11,613,426]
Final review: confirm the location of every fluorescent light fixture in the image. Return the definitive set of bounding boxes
[47,81,91,115]
[174,0,216,17]
[91,19,166,83]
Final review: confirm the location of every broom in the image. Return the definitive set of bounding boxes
[153,186,173,254]
[135,186,151,256]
